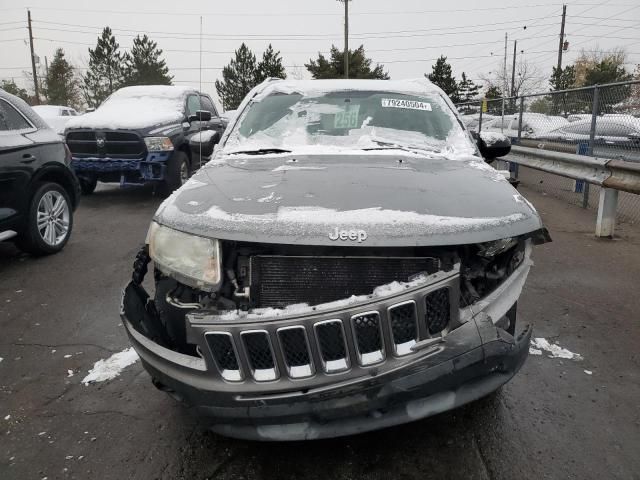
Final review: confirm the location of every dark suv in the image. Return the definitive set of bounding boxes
[0,89,80,255]
[64,85,227,195]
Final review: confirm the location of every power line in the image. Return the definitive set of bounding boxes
[16,3,640,18]
[30,16,562,40]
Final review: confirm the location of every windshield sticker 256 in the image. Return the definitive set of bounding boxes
[381,98,432,111]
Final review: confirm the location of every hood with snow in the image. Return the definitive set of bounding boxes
[65,85,194,132]
[153,151,543,247]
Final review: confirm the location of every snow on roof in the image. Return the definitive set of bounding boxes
[33,105,64,114]
[253,78,445,101]
[108,85,196,100]
[65,85,196,130]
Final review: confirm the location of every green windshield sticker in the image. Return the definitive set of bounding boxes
[381,98,432,111]
[334,105,361,129]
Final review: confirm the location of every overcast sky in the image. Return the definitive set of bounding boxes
[1,0,639,109]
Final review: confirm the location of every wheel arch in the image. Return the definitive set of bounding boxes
[30,164,81,210]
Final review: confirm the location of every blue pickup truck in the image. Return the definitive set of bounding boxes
[65,85,227,195]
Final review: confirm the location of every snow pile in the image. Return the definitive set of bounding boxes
[480,131,508,146]
[272,165,326,172]
[216,270,454,321]
[529,337,582,360]
[66,86,194,130]
[81,348,139,385]
[191,130,217,143]
[252,78,443,102]
[210,205,524,231]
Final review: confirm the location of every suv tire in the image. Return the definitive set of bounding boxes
[161,151,190,196]
[79,177,97,195]
[17,182,74,256]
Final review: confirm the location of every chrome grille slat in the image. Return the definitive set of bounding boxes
[314,320,349,373]
[388,301,419,356]
[425,288,450,335]
[241,330,278,382]
[277,326,314,379]
[351,311,384,366]
[204,332,242,382]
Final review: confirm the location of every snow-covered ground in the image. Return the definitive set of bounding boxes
[81,348,139,385]
[529,337,582,360]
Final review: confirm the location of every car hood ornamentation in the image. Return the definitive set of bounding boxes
[154,153,543,247]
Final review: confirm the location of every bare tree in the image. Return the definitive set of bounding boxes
[289,63,306,81]
[480,58,545,97]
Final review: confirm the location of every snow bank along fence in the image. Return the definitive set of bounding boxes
[456,80,640,237]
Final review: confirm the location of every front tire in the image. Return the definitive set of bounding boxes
[79,177,97,195]
[161,151,190,196]
[17,182,73,256]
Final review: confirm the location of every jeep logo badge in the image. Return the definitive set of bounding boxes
[329,227,367,243]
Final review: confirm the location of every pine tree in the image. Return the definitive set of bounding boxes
[123,35,172,86]
[1,79,29,102]
[305,45,389,79]
[457,72,479,103]
[44,48,80,108]
[256,44,286,84]
[549,65,576,91]
[215,43,258,111]
[484,85,503,115]
[485,85,502,99]
[82,27,126,108]
[426,56,459,103]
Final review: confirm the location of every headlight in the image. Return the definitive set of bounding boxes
[148,222,221,291]
[144,136,174,151]
[477,237,517,258]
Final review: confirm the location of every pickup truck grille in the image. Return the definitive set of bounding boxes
[66,130,145,158]
[249,255,440,308]
[201,285,453,383]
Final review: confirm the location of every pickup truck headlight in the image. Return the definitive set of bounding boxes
[144,136,174,152]
[148,222,221,291]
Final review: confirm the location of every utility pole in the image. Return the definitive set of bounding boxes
[557,4,567,73]
[28,9,39,104]
[501,32,507,130]
[510,40,517,97]
[339,0,351,79]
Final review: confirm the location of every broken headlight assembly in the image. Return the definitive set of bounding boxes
[147,222,221,291]
[477,237,518,258]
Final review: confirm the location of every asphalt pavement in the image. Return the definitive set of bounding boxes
[1,183,639,480]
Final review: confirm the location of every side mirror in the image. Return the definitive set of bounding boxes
[478,132,511,162]
[188,110,212,123]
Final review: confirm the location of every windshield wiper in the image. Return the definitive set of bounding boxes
[228,148,292,156]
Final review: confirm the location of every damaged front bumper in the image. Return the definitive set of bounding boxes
[121,256,533,441]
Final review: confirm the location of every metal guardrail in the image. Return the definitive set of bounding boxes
[505,145,640,237]
[457,80,640,237]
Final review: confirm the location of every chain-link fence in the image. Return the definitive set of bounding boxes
[456,81,640,225]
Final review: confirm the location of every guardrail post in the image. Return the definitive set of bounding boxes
[512,96,524,179]
[516,97,524,143]
[596,188,618,238]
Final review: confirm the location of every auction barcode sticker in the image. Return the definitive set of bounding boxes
[381,98,432,111]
